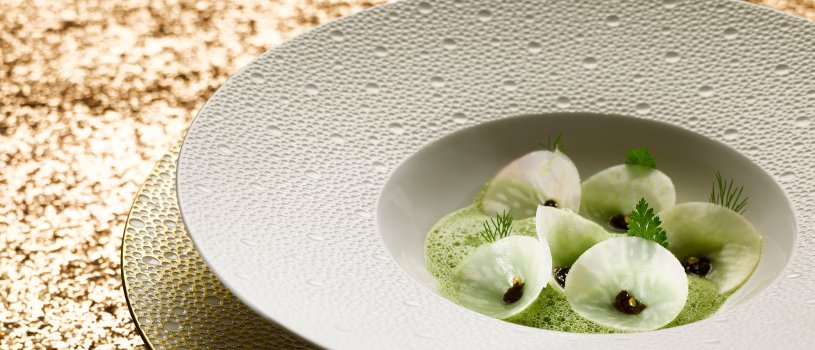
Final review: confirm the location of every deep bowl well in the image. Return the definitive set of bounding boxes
[377,113,796,313]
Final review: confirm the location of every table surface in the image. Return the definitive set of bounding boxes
[0,0,812,348]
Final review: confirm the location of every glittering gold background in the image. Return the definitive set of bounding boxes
[0,0,810,348]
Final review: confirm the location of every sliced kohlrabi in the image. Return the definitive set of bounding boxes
[536,205,611,290]
[452,236,552,319]
[482,150,581,219]
[660,202,763,294]
[565,236,688,331]
[580,164,676,232]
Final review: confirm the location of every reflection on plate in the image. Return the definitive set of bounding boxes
[176,0,815,348]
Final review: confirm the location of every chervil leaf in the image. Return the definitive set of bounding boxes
[625,147,656,169]
[627,198,668,247]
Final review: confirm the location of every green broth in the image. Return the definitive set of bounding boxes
[424,187,727,333]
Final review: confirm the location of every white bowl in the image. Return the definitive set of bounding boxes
[177,0,815,348]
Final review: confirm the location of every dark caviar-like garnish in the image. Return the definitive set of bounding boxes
[543,199,558,208]
[553,267,570,288]
[503,277,525,304]
[609,214,629,231]
[684,256,712,276]
[613,290,647,315]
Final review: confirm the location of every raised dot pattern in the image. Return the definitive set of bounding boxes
[174,0,815,348]
[123,139,314,349]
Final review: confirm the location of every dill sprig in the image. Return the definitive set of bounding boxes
[625,147,657,169]
[480,210,514,243]
[538,133,564,152]
[709,171,748,214]
[627,198,669,248]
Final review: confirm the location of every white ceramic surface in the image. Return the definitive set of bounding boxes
[177,0,815,348]
[122,140,316,350]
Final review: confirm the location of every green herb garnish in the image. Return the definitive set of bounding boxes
[538,133,564,152]
[625,147,656,169]
[627,198,668,247]
[709,171,748,214]
[480,210,514,243]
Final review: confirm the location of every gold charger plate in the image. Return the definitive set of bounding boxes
[121,138,316,349]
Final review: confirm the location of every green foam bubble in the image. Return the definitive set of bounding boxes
[425,190,728,333]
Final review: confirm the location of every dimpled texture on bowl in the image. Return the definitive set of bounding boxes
[123,139,316,349]
[177,0,815,348]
